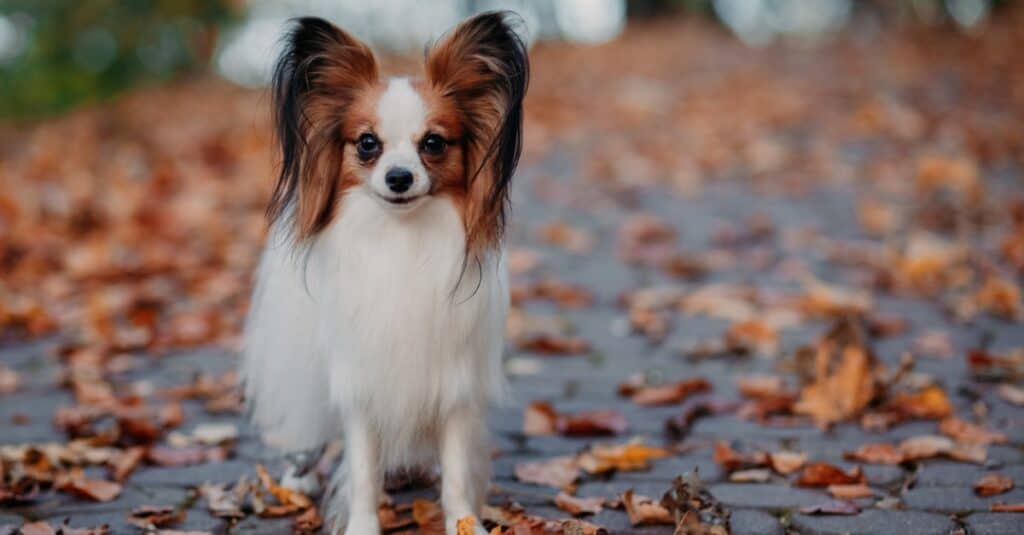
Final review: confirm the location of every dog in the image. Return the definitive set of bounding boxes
[241,10,527,535]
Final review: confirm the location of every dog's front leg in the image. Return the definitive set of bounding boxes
[338,414,382,534]
[440,405,489,535]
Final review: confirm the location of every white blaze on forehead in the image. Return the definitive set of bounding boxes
[377,77,426,146]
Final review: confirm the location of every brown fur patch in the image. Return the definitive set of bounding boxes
[269,18,381,241]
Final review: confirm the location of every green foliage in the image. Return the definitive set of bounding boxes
[0,0,239,119]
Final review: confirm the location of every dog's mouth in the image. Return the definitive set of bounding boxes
[376,193,425,208]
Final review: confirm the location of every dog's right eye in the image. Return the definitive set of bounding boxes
[356,134,381,161]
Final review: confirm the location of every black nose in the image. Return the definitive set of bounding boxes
[385,167,413,193]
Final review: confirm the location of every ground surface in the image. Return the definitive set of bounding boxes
[2,11,1024,535]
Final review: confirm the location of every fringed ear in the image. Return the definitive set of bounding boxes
[425,11,529,255]
[269,17,378,241]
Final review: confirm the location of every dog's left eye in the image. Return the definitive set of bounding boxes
[356,133,381,161]
[420,134,446,156]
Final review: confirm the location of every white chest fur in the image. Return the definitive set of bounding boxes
[243,192,507,466]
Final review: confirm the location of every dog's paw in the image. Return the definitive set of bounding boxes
[279,466,322,497]
[448,515,488,535]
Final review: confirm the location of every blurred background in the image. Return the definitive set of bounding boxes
[0,0,1011,119]
[0,0,1021,365]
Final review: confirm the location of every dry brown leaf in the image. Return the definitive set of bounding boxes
[887,386,952,419]
[990,502,1024,512]
[997,383,1024,406]
[576,438,671,474]
[768,451,808,475]
[939,417,1007,446]
[713,441,768,472]
[730,469,772,483]
[516,333,591,355]
[974,473,1014,497]
[521,401,628,437]
[412,499,445,533]
[57,473,123,502]
[554,492,605,516]
[538,220,594,253]
[455,515,481,534]
[899,435,986,463]
[108,446,146,482]
[513,456,579,489]
[630,377,711,406]
[621,489,674,526]
[127,505,186,529]
[0,364,21,395]
[522,401,559,436]
[794,322,879,429]
[293,506,323,534]
[845,443,904,465]
[795,463,865,487]
[255,463,312,509]
[827,484,875,499]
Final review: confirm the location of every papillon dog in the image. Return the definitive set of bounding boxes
[241,10,527,535]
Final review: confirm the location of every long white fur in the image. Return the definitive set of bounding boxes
[242,78,508,535]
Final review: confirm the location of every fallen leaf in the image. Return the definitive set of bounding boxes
[630,377,711,406]
[974,473,1014,497]
[521,401,628,437]
[538,220,594,253]
[108,446,146,482]
[939,417,1007,445]
[793,319,879,428]
[455,516,481,535]
[516,333,591,355]
[127,505,185,529]
[713,441,768,472]
[730,469,772,483]
[899,435,987,463]
[293,506,323,534]
[827,484,875,499]
[412,499,445,532]
[0,364,21,395]
[57,473,122,502]
[576,438,671,474]
[768,451,808,475]
[559,409,629,436]
[997,383,1024,406]
[522,401,559,436]
[795,463,865,487]
[621,489,673,526]
[990,502,1024,512]
[845,443,904,465]
[887,385,952,419]
[660,473,731,535]
[255,464,312,508]
[514,456,579,489]
[554,492,604,516]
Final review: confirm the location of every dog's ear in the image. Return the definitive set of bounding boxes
[425,11,529,254]
[269,17,378,241]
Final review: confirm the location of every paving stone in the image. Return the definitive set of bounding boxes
[130,459,254,487]
[965,512,1024,535]
[708,483,828,511]
[692,416,821,441]
[916,462,1024,487]
[790,509,956,535]
[730,509,783,535]
[230,515,295,534]
[36,511,135,533]
[902,486,1024,513]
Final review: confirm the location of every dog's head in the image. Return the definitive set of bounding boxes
[268,12,528,255]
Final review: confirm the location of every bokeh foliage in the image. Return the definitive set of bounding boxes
[0,0,239,119]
